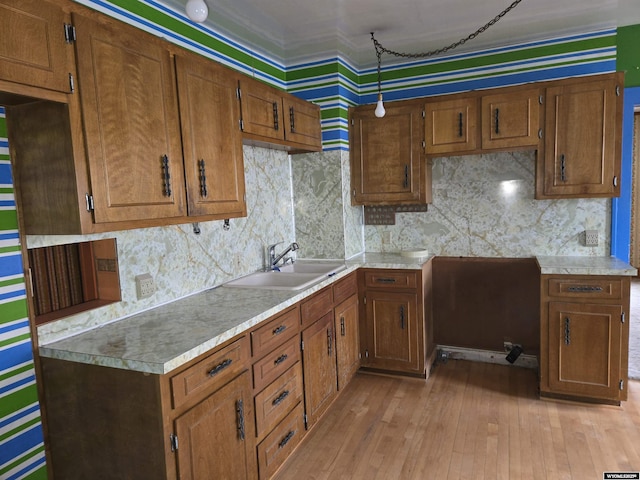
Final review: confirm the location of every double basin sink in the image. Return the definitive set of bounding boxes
[224,261,346,291]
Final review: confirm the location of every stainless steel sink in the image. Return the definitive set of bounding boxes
[223,261,346,291]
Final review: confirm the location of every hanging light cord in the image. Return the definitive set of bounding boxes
[369,0,524,117]
[371,0,524,61]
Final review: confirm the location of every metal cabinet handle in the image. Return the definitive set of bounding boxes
[400,305,405,330]
[208,358,232,377]
[375,278,396,283]
[494,108,500,134]
[327,328,333,356]
[236,399,245,440]
[272,325,287,336]
[340,316,345,336]
[458,112,463,137]
[289,106,295,133]
[403,164,409,189]
[198,159,208,198]
[560,154,566,182]
[278,430,295,449]
[273,102,279,131]
[567,285,604,293]
[274,354,288,366]
[161,155,172,197]
[564,317,571,345]
[272,390,290,406]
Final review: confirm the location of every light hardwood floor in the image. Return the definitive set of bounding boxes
[274,360,640,480]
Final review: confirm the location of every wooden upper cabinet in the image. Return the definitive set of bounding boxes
[0,0,72,93]
[425,96,478,154]
[350,102,428,205]
[481,88,542,150]
[72,12,186,223]
[282,94,322,151]
[238,76,322,152]
[537,73,622,199]
[175,53,246,219]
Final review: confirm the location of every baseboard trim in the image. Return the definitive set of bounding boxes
[437,345,538,370]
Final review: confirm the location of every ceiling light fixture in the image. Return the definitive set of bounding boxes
[185,0,209,23]
[370,0,524,118]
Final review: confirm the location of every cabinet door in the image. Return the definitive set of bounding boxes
[425,96,478,154]
[301,311,337,429]
[174,371,257,480]
[540,75,621,198]
[175,54,246,219]
[481,88,541,149]
[282,95,322,151]
[350,103,426,205]
[365,290,420,373]
[239,77,285,141]
[334,294,359,390]
[548,302,623,401]
[0,0,71,93]
[72,13,186,223]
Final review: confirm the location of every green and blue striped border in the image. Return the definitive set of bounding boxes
[0,107,47,480]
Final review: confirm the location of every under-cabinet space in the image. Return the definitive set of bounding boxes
[28,238,120,325]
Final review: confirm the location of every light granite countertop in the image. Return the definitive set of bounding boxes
[536,256,638,276]
[39,253,635,375]
[38,253,433,375]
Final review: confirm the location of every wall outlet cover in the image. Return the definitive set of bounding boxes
[585,230,599,247]
[135,273,155,299]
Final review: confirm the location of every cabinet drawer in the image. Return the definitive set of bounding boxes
[252,336,300,392]
[254,362,303,441]
[251,306,300,358]
[257,402,305,480]
[170,336,248,409]
[547,277,623,300]
[364,270,418,289]
[300,286,333,328]
[333,272,357,305]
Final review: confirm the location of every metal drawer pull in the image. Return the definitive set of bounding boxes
[272,390,290,406]
[567,285,604,293]
[400,305,405,330]
[564,317,571,345]
[278,430,295,449]
[340,317,346,336]
[375,278,396,283]
[274,354,288,366]
[236,399,245,440]
[272,325,287,336]
[327,328,333,356]
[161,155,172,197]
[207,358,232,377]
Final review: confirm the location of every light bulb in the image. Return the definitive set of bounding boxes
[374,93,386,118]
[186,0,208,23]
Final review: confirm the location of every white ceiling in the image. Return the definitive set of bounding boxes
[162,0,640,67]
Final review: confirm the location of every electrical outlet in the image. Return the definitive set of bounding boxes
[135,273,155,299]
[585,230,598,247]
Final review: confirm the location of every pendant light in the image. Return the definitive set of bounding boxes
[186,0,208,23]
[370,0,523,118]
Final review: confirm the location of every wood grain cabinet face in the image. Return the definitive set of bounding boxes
[360,269,425,376]
[538,74,622,198]
[540,275,630,404]
[0,0,72,93]
[174,371,257,480]
[350,102,428,205]
[425,96,478,154]
[175,53,246,219]
[282,95,322,150]
[481,88,542,150]
[334,293,360,390]
[72,12,187,224]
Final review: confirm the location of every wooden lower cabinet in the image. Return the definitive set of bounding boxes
[301,311,338,429]
[257,402,305,479]
[359,264,433,377]
[40,336,256,480]
[334,293,360,390]
[174,371,256,480]
[540,274,630,404]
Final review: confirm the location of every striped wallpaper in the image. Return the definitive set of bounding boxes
[0,108,47,479]
[0,1,627,477]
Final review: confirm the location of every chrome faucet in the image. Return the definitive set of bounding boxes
[266,242,299,270]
